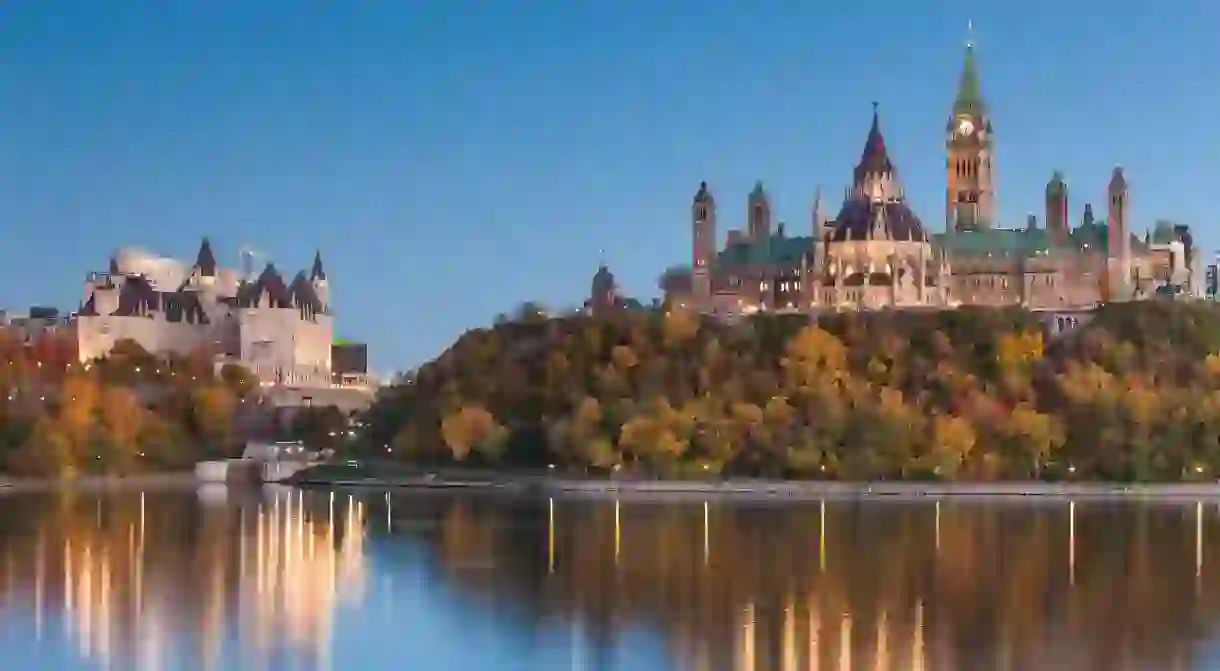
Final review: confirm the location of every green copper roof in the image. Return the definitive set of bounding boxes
[716,234,812,267]
[954,44,986,115]
[933,228,1050,259]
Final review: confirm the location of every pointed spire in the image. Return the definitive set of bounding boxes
[195,237,217,276]
[855,102,894,180]
[310,250,327,282]
[750,180,766,199]
[813,186,825,231]
[953,23,986,115]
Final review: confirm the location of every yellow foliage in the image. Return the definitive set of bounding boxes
[1059,363,1116,402]
[997,331,1044,370]
[611,345,639,370]
[97,386,147,473]
[661,310,699,348]
[782,326,847,387]
[619,412,686,464]
[931,414,977,469]
[59,375,99,448]
[1205,353,1220,380]
[191,384,237,454]
[762,396,794,425]
[441,406,506,461]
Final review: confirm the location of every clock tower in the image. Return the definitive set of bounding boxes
[945,29,994,232]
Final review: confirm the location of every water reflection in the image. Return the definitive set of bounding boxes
[0,487,366,670]
[1,490,1220,669]
[402,495,1220,670]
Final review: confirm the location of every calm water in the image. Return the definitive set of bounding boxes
[2,488,1220,670]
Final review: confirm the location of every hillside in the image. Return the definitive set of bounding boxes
[359,302,1220,481]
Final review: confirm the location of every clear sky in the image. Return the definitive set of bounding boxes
[0,0,1217,371]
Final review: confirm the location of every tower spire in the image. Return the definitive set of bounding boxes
[855,102,893,183]
[310,249,326,282]
[954,22,985,115]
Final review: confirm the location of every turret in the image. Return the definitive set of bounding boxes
[193,237,218,287]
[747,181,771,241]
[692,181,717,301]
[1108,167,1131,293]
[310,250,329,311]
[1045,171,1069,245]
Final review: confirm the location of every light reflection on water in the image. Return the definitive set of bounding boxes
[0,488,1219,669]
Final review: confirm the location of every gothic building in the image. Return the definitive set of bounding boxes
[75,239,338,388]
[661,38,1196,315]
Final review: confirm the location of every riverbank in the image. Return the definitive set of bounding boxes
[290,467,1220,501]
[0,472,197,495]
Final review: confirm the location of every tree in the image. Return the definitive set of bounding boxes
[188,385,238,458]
[291,405,348,451]
[96,386,146,474]
[440,406,508,462]
[220,364,257,396]
[781,326,847,388]
[347,301,1220,483]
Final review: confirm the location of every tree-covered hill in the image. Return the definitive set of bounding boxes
[360,302,1220,482]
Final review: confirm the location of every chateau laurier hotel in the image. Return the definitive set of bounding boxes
[660,37,1198,315]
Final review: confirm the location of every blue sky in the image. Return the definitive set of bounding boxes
[0,0,1217,371]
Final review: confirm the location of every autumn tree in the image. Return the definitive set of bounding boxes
[441,406,508,463]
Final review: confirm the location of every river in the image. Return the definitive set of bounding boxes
[1,485,1219,669]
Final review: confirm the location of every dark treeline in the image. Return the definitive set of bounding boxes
[359,301,1220,482]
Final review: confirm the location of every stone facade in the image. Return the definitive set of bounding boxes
[662,40,1197,316]
[75,239,339,388]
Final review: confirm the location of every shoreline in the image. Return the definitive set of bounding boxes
[293,474,1220,501]
[0,472,197,494]
[6,471,1220,502]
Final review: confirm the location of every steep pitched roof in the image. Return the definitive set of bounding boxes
[112,276,160,317]
[289,271,324,313]
[854,104,894,181]
[953,42,986,115]
[237,263,292,308]
[163,291,209,324]
[310,250,326,281]
[195,238,217,277]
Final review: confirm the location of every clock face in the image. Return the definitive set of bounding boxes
[957,118,975,136]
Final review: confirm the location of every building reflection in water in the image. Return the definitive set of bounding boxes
[5,491,1220,669]
[409,495,1220,671]
[0,487,366,670]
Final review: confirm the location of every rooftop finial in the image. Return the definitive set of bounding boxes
[966,19,974,48]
